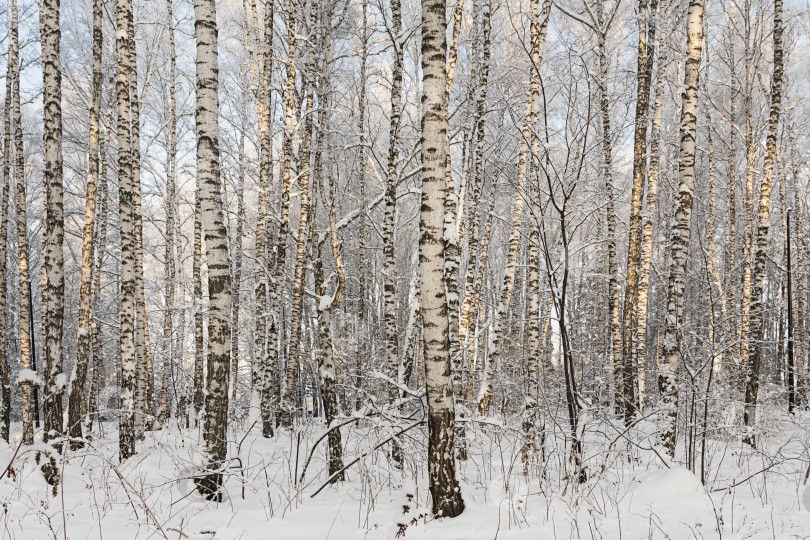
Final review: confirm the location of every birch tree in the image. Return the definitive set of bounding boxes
[116,0,137,461]
[68,0,103,446]
[281,0,316,428]
[275,0,297,426]
[382,0,403,411]
[0,0,15,443]
[40,0,66,447]
[158,0,178,426]
[636,0,669,407]
[621,0,657,421]
[743,0,783,443]
[658,0,704,457]
[419,0,464,518]
[258,0,276,438]
[193,0,233,498]
[192,187,204,422]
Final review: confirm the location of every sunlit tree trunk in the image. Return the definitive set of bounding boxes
[281,0,316,428]
[739,5,758,370]
[14,39,32,444]
[636,0,668,407]
[621,0,657,422]
[743,0,783,443]
[68,0,103,447]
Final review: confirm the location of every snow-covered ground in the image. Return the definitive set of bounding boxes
[1,406,809,539]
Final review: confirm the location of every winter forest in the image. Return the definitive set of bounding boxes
[0,0,808,535]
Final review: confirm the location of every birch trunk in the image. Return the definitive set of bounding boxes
[311,7,343,474]
[420,0,464,518]
[115,0,137,460]
[0,5,15,443]
[743,0,783,442]
[258,0,275,438]
[281,0,315,428]
[314,150,346,481]
[739,10,757,370]
[229,132,245,400]
[525,0,548,424]
[68,0,103,446]
[86,141,108,436]
[14,46,33,444]
[40,0,66,447]
[275,0,296,425]
[127,13,152,434]
[355,0,368,411]
[621,0,657,422]
[657,0,704,457]
[192,187,204,421]
[158,0,178,426]
[724,35,737,357]
[383,0,404,410]
[703,66,727,375]
[442,0,465,373]
[194,0,232,498]
[636,0,668,407]
[594,0,622,415]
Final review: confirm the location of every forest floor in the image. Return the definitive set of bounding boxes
[0,397,809,539]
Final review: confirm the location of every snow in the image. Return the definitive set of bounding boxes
[318,290,337,312]
[15,369,41,386]
[1,405,810,538]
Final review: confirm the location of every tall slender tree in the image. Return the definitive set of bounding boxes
[194,0,233,497]
[621,0,657,421]
[658,0,704,457]
[275,0,297,426]
[68,0,104,447]
[743,0,783,442]
[116,0,137,461]
[158,0,178,426]
[383,0,403,409]
[0,0,15,443]
[40,0,66,448]
[258,0,276,438]
[281,0,317,428]
[419,0,464,518]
